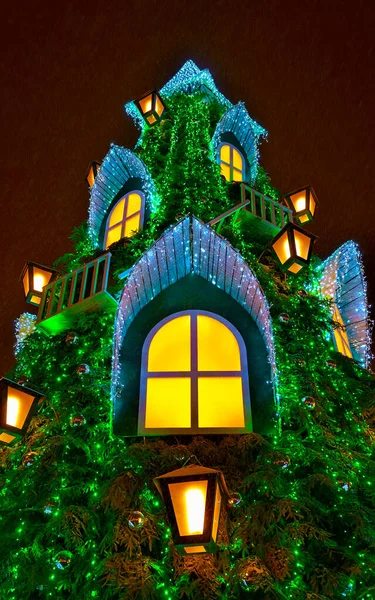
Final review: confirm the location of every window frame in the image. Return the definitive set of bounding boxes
[104,190,145,249]
[138,309,252,435]
[332,304,352,358]
[218,142,245,182]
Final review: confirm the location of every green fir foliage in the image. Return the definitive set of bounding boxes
[0,87,374,600]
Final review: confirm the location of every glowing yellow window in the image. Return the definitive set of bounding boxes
[139,310,251,434]
[219,143,245,182]
[332,304,352,359]
[104,191,144,249]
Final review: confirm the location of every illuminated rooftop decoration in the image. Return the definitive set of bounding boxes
[112,216,277,413]
[212,102,267,183]
[319,241,371,368]
[125,60,265,146]
[88,144,158,248]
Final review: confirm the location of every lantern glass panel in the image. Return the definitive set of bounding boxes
[310,195,316,216]
[290,190,307,213]
[87,166,95,188]
[148,315,191,372]
[33,267,52,292]
[288,263,303,274]
[298,214,309,224]
[139,94,153,114]
[145,378,191,429]
[6,387,35,429]
[272,231,291,265]
[168,479,208,536]
[0,432,16,444]
[184,545,206,553]
[23,270,30,297]
[147,114,157,125]
[294,230,310,260]
[197,315,241,371]
[154,95,164,117]
[198,377,244,428]
[212,484,222,542]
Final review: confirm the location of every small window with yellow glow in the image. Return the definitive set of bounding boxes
[139,310,251,434]
[332,304,352,359]
[104,191,144,249]
[219,143,245,182]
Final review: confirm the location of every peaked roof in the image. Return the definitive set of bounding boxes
[319,240,371,368]
[124,60,265,139]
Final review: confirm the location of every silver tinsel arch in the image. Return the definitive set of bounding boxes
[319,240,371,368]
[111,216,277,412]
[88,144,157,248]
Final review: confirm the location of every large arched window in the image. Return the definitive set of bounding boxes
[332,304,352,358]
[104,191,144,249]
[219,143,244,182]
[138,310,251,435]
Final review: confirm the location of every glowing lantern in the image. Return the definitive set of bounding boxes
[154,464,228,555]
[270,223,316,274]
[86,161,101,189]
[135,90,166,126]
[0,378,43,445]
[20,262,59,306]
[284,186,318,225]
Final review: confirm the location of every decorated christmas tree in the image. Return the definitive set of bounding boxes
[1,61,374,600]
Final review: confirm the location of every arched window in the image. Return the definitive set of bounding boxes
[219,143,244,182]
[138,310,251,435]
[104,191,144,249]
[332,304,352,358]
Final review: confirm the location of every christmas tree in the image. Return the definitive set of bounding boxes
[1,61,374,600]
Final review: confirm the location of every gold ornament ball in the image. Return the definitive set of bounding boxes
[70,414,86,427]
[128,511,145,529]
[22,451,38,467]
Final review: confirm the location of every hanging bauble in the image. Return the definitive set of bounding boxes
[326,359,337,369]
[69,414,86,427]
[338,480,352,491]
[54,550,73,570]
[22,451,38,467]
[44,501,56,515]
[297,289,308,298]
[239,557,268,591]
[302,396,316,410]
[17,375,28,386]
[279,313,290,323]
[128,511,145,529]
[227,492,242,508]
[65,332,78,345]
[274,456,290,469]
[293,356,306,367]
[76,364,90,375]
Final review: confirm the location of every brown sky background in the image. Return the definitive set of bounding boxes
[1,0,374,372]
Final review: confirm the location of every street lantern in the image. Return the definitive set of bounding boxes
[271,222,316,274]
[86,161,101,189]
[0,378,43,445]
[20,262,59,306]
[135,90,166,126]
[154,464,228,555]
[284,186,318,225]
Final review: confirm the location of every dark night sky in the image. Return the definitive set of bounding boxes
[1,0,374,372]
